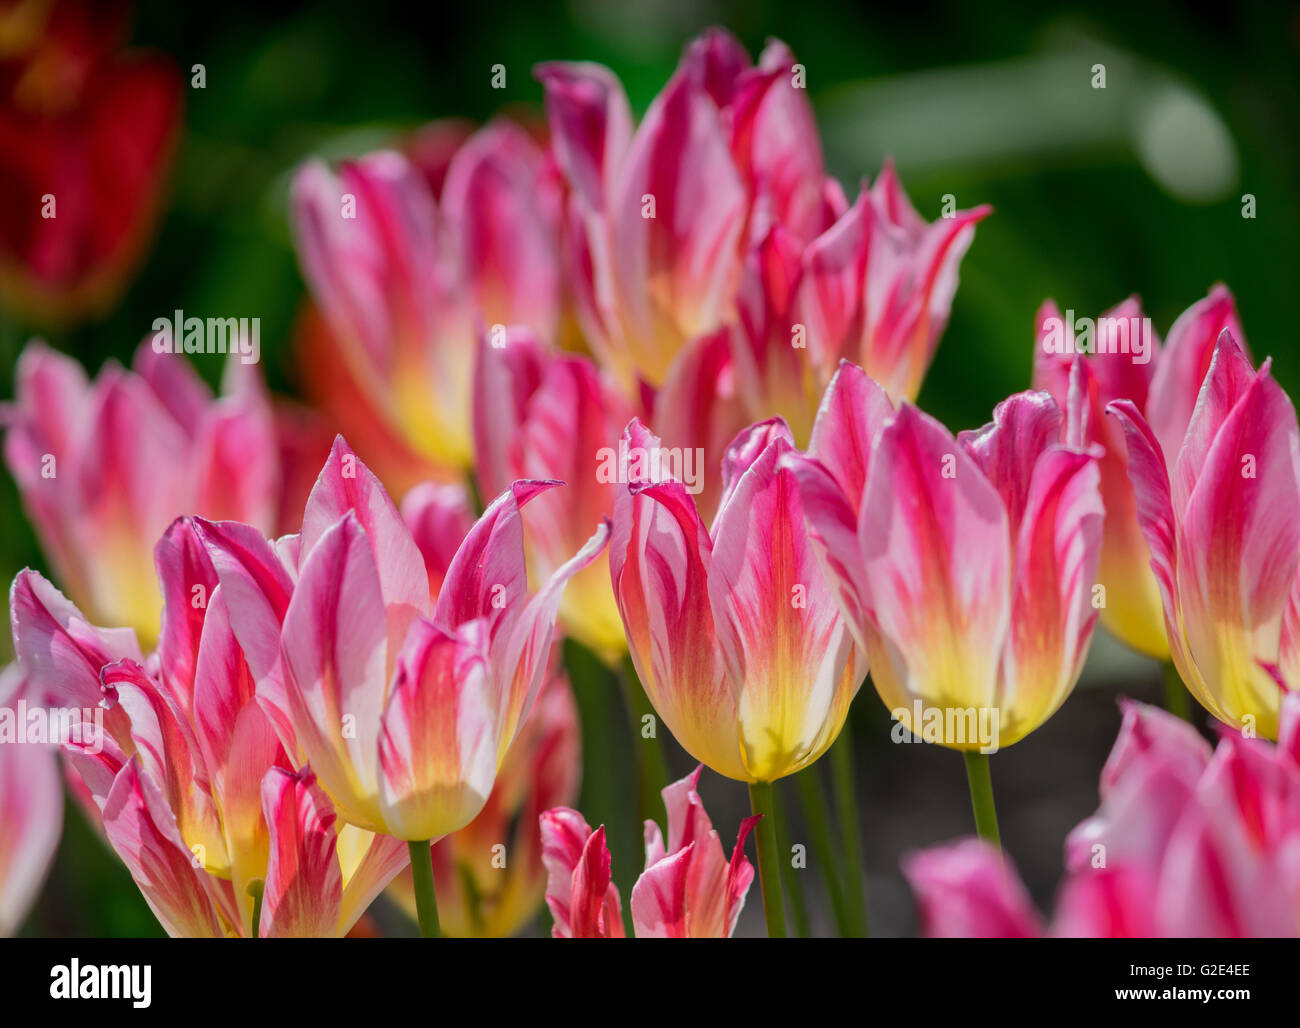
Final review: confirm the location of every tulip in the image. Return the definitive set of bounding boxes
[194,436,608,934]
[610,414,864,935]
[538,29,843,391]
[387,671,581,937]
[786,361,1105,841]
[904,696,1300,937]
[290,122,563,492]
[540,765,757,938]
[1034,285,1246,660]
[610,417,864,784]
[475,325,634,659]
[1107,330,1299,739]
[793,160,990,406]
[0,665,63,937]
[0,0,181,323]
[0,340,318,644]
[9,521,408,937]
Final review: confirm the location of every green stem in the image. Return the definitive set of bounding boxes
[775,780,810,937]
[830,731,869,936]
[246,879,264,940]
[620,657,670,826]
[794,765,847,934]
[747,781,787,938]
[963,751,1001,847]
[408,840,441,938]
[1162,661,1193,722]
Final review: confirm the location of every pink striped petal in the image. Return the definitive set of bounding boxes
[609,72,747,386]
[100,761,224,937]
[153,518,219,720]
[539,809,625,938]
[300,436,430,618]
[258,767,343,938]
[471,323,548,501]
[860,404,1010,722]
[100,659,230,877]
[1176,360,1300,736]
[280,513,389,832]
[1148,284,1247,464]
[535,62,633,212]
[710,422,861,779]
[610,425,742,779]
[441,123,561,341]
[377,618,496,841]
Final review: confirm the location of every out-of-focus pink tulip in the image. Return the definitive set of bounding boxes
[291,121,563,492]
[475,325,633,659]
[0,664,63,937]
[540,765,756,938]
[538,29,843,391]
[793,160,989,406]
[609,417,864,782]
[193,436,607,842]
[1034,286,1245,659]
[786,361,1104,749]
[1,340,317,644]
[9,520,407,937]
[905,697,1300,937]
[1107,330,1299,739]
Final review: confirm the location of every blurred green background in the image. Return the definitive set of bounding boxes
[4,0,1299,936]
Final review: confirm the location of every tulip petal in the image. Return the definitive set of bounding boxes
[903,838,1042,938]
[259,767,343,938]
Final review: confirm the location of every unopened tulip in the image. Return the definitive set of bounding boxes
[540,765,756,938]
[1108,330,1300,739]
[786,361,1105,751]
[9,520,407,937]
[609,418,864,783]
[905,696,1300,937]
[291,122,562,491]
[1,340,314,643]
[1034,286,1245,659]
[0,665,62,937]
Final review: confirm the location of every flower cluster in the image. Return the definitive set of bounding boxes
[1,19,1294,940]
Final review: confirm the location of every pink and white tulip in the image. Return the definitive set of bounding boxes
[538,29,842,391]
[905,696,1300,937]
[195,436,608,841]
[9,520,406,937]
[1034,286,1245,659]
[291,121,563,492]
[1107,328,1299,739]
[540,765,757,938]
[0,340,310,643]
[786,361,1104,748]
[609,417,864,782]
[474,325,634,659]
